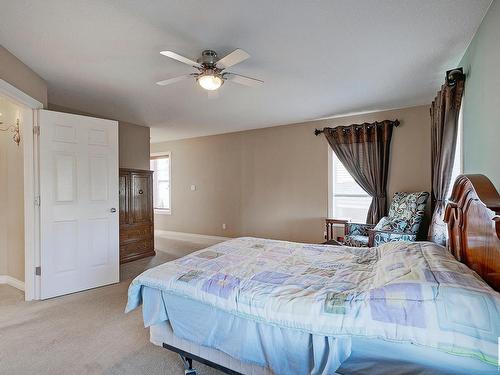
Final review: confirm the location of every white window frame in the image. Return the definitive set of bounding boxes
[150,151,171,215]
[447,104,464,199]
[327,147,371,222]
[328,147,335,218]
[457,103,464,174]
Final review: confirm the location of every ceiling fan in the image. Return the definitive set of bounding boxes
[156,49,263,91]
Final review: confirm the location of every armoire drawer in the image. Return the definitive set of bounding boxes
[120,239,155,263]
[120,224,153,243]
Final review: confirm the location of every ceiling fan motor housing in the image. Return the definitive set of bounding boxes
[199,50,218,67]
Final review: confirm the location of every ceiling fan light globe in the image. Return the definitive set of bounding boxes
[197,74,223,91]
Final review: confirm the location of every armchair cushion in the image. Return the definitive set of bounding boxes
[344,234,369,247]
[369,229,417,247]
[373,216,408,232]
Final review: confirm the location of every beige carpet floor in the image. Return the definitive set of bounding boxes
[0,236,224,375]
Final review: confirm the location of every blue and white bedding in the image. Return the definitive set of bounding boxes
[126,237,500,372]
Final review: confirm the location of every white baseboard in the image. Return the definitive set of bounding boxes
[155,230,231,245]
[0,275,25,291]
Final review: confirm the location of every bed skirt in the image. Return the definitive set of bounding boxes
[150,321,274,375]
[149,320,496,375]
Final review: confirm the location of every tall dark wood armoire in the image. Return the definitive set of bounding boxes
[119,168,155,263]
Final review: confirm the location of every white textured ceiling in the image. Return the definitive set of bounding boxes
[0,0,491,142]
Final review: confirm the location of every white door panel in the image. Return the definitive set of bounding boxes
[39,110,119,299]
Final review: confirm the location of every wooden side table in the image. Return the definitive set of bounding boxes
[324,218,349,244]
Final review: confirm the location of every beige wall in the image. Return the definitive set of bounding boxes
[48,104,150,170]
[153,133,243,238]
[0,45,48,107]
[0,97,26,281]
[152,105,431,243]
[118,121,151,170]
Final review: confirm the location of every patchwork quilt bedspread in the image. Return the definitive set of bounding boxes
[126,237,500,366]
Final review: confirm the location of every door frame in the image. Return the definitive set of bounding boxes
[0,79,43,301]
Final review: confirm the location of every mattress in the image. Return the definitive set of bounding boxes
[126,237,500,374]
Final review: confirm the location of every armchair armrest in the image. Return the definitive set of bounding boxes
[368,229,417,247]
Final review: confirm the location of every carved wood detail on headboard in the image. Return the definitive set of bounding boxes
[444,174,500,291]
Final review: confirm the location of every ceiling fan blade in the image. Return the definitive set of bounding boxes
[156,74,194,86]
[224,73,263,87]
[160,51,201,68]
[217,49,250,69]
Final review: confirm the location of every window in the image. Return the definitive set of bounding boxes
[150,153,171,214]
[329,149,371,223]
[447,104,463,199]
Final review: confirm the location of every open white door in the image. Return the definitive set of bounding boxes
[39,110,119,299]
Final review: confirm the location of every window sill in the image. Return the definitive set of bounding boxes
[154,209,171,215]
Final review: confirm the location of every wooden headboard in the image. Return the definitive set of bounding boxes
[444,174,500,291]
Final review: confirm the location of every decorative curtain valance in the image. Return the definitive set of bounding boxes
[320,120,398,224]
[428,69,465,246]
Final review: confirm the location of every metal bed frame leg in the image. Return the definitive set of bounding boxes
[163,342,243,375]
[179,354,197,375]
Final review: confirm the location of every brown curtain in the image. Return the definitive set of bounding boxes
[428,78,465,245]
[323,121,395,224]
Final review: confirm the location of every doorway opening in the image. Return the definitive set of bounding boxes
[0,82,40,301]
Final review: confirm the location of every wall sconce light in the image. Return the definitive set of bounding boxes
[0,118,21,146]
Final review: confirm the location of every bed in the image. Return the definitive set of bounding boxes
[126,174,500,374]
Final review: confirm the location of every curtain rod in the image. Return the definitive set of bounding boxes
[314,119,400,136]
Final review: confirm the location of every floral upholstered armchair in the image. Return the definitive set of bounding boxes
[342,191,429,247]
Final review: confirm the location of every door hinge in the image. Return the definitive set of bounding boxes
[33,126,40,136]
[35,266,41,276]
[34,196,40,206]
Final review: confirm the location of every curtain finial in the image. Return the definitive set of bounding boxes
[446,67,465,87]
[314,128,324,136]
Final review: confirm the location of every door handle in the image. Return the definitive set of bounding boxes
[110,208,117,213]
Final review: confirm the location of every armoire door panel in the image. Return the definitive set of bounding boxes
[132,174,151,223]
[119,173,129,225]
